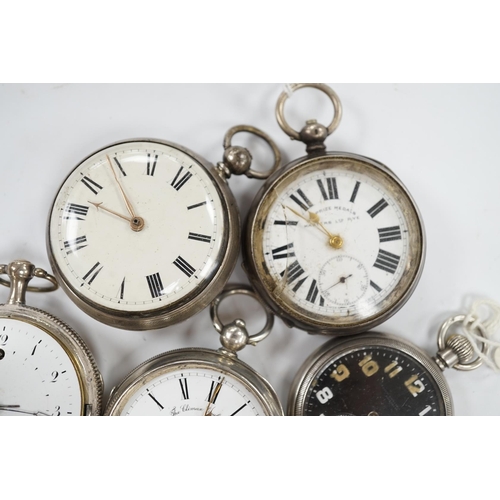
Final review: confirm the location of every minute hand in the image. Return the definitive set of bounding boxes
[284,205,330,237]
[284,205,343,249]
[106,154,137,218]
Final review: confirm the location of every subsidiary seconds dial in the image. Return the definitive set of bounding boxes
[243,84,425,335]
[258,160,417,327]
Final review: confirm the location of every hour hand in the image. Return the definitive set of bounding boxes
[89,201,144,232]
[283,205,343,249]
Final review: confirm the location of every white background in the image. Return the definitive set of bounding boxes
[1,1,500,498]
[1,83,500,416]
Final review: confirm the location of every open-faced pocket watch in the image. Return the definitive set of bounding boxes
[243,83,425,336]
[288,315,489,416]
[0,260,103,416]
[47,126,280,330]
[104,286,283,416]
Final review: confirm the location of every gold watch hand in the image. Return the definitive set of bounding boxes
[309,211,344,249]
[89,201,131,222]
[106,154,137,218]
[284,205,328,236]
[204,377,225,416]
[284,205,343,249]
[89,201,145,232]
[308,211,334,237]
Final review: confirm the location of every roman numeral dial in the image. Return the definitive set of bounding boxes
[290,189,313,211]
[260,164,418,324]
[378,226,402,243]
[81,176,103,195]
[49,141,227,321]
[373,249,400,274]
[115,370,267,416]
[146,273,164,298]
[271,243,295,260]
[171,166,192,191]
[64,236,88,255]
[64,203,89,220]
[317,177,338,200]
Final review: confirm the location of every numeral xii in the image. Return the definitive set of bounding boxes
[317,177,338,200]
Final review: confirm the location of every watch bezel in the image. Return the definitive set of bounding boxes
[104,347,284,416]
[46,137,240,331]
[288,331,453,416]
[243,151,426,336]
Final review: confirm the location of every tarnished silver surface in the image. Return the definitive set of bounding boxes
[243,84,426,336]
[243,151,426,336]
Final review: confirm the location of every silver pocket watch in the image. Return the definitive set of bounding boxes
[243,83,425,336]
[0,260,103,416]
[288,316,488,416]
[104,286,284,416]
[47,126,280,331]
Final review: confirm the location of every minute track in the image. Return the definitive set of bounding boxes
[49,140,228,326]
[256,159,419,327]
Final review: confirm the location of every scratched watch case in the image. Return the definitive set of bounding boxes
[243,151,426,336]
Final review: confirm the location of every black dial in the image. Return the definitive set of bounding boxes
[297,338,450,416]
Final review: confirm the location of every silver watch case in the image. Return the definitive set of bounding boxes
[46,138,240,331]
[288,331,453,416]
[243,151,426,336]
[104,347,284,416]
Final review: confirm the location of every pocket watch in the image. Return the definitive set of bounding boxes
[46,126,280,330]
[243,83,425,335]
[104,286,283,416]
[0,260,103,416]
[288,316,488,416]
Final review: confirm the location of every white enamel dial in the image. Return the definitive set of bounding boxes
[264,167,409,318]
[0,318,83,416]
[249,155,424,331]
[113,367,265,416]
[48,141,226,317]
